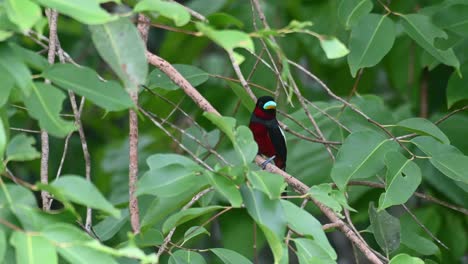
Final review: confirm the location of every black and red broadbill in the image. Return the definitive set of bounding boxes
[249,96,287,170]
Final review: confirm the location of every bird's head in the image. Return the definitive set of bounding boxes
[254,96,277,119]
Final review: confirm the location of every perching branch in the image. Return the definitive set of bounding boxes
[145,50,383,264]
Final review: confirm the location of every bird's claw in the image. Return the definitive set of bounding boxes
[261,156,276,169]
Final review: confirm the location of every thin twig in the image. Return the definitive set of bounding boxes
[9,127,41,134]
[401,204,448,250]
[228,52,257,101]
[169,0,207,22]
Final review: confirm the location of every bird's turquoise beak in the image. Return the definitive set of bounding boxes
[263,101,277,110]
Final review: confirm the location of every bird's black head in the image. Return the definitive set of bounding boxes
[254,96,277,117]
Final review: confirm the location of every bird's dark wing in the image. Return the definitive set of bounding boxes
[266,122,287,168]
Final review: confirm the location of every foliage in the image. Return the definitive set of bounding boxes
[0,0,467,263]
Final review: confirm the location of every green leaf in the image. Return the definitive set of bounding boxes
[4,0,42,31]
[446,64,468,108]
[433,4,468,37]
[207,13,244,29]
[6,133,41,162]
[137,165,208,197]
[0,184,36,207]
[378,152,421,210]
[135,228,164,247]
[338,0,373,29]
[347,14,395,77]
[147,153,199,169]
[36,0,116,25]
[203,113,258,165]
[23,82,76,138]
[331,130,399,190]
[48,175,120,218]
[0,66,14,107]
[319,37,349,59]
[84,240,157,263]
[241,186,286,263]
[147,64,209,91]
[400,211,439,255]
[308,183,354,216]
[42,64,134,111]
[0,118,6,167]
[162,206,224,234]
[210,248,252,264]
[0,30,13,41]
[134,0,191,27]
[90,18,148,91]
[10,43,49,71]
[293,238,336,264]
[0,229,5,261]
[400,14,460,71]
[169,250,206,264]
[227,82,255,111]
[389,254,424,264]
[369,203,400,256]
[412,136,468,184]
[183,226,210,245]
[206,172,242,207]
[41,223,118,264]
[397,118,449,144]
[247,171,286,199]
[94,209,129,241]
[281,200,336,260]
[10,231,57,264]
[0,44,32,96]
[196,23,254,64]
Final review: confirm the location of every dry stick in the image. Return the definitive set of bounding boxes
[9,127,41,134]
[402,204,449,250]
[145,51,383,264]
[228,52,257,101]
[41,9,59,210]
[345,181,468,215]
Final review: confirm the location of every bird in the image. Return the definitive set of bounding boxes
[249,96,287,170]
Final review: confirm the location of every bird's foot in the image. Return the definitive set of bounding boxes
[261,156,276,169]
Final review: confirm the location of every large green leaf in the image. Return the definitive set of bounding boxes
[0,118,6,167]
[10,231,57,264]
[89,18,148,91]
[378,152,421,210]
[134,0,191,27]
[41,223,118,264]
[9,43,49,71]
[400,211,439,255]
[137,165,208,197]
[0,44,32,96]
[0,66,15,107]
[0,184,36,207]
[433,4,468,37]
[331,130,399,190]
[281,200,336,260]
[4,0,42,31]
[348,14,395,77]
[162,206,224,234]
[247,171,286,199]
[0,229,5,261]
[399,14,460,71]
[241,186,286,264]
[42,64,134,111]
[169,250,206,264]
[23,82,76,138]
[389,254,424,264]
[93,209,129,241]
[412,136,468,184]
[369,203,400,256]
[204,113,258,166]
[45,175,120,218]
[227,82,255,111]
[5,133,40,162]
[182,226,210,245]
[206,171,242,207]
[36,0,116,25]
[210,248,252,264]
[146,64,209,91]
[196,23,254,64]
[397,118,449,144]
[338,0,373,29]
[293,238,336,264]
[446,64,468,108]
